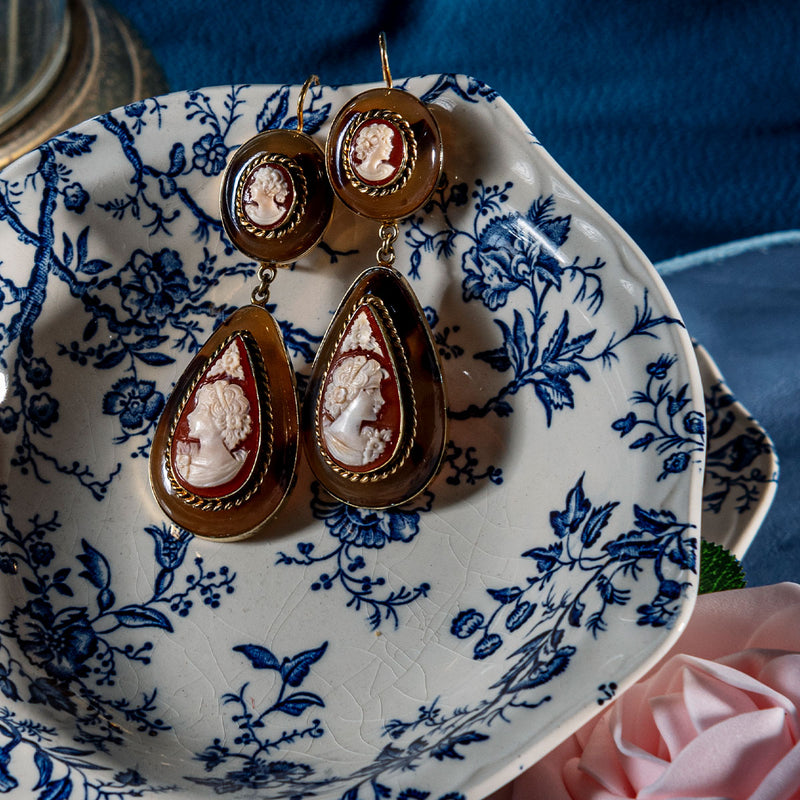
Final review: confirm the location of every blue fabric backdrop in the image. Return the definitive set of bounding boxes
[107,0,800,586]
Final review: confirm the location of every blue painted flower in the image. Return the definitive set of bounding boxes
[25,357,52,388]
[114,768,147,787]
[28,393,59,428]
[9,598,98,681]
[63,182,89,213]
[462,216,533,310]
[646,355,677,380]
[146,523,192,570]
[683,410,705,435]
[102,377,164,429]
[124,100,147,119]
[192,132,229,176]
[0,554,17,574]
[119,248,190,323]
[312,493,421,548]
[662,451,690,476]
[0,407,18,433]
[29,541,55,566]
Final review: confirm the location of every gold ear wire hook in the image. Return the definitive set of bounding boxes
[297,75,320,132]
[379,32,392,88]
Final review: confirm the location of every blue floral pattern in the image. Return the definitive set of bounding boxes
[0,76,702,798]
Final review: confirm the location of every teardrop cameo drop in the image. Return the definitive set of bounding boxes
[150,305,299,540]
[302,266,446,508]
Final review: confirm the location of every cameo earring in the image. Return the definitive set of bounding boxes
[302,35,447,509]
[150,77,333,540]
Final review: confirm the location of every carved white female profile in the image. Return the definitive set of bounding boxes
[322,355,390,467]
[175,379,251,488]
[243,164,291,228]
[352,122,395,184]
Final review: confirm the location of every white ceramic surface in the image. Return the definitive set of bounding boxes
[0,77,704,799]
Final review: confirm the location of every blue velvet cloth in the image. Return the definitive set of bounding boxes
[107,0,800,586]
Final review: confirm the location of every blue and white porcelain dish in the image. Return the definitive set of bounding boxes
[695,342,778,558]
[0,78,704,799]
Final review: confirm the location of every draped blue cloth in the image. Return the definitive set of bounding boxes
[108,0,800,586]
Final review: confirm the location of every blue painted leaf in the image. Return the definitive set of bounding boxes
[474,345,512,372]
[550,476,591,538]
[603,533,660,560]
[282,641,328,687]
[506,601,535,631]
[133,350,175,366]
[33,751,53,790]
[534,374,574,425]
[256,86,290,131]
[668,537,697,571]
[597,576,631,605]
[62,233,73,267]
[292,103,331,135]
[53,132,96,156]
[77,539,111,589]
[167,142,186,175]
[432,731,489,761]
[634,505,678,535]
[23,577,42,595]
[113,605,173,631]
[630,433,655,450]
[82,317,98,341]
[37,776,72,800]
[95,349,127,370]
[233,644,281,670]
[98,587,115,612]
[52,582,73,597]
[541,311,570,364]
[569,599,585,627]
[487,586,522,604]
[537,215,571,248]
[273,690,325,716]
[154,567,174,597]
[473,633,502,660]
[513,645,576,690]
[612,412,637,435]
[79,259,113,275]
[581,502,619,547]
[521,543,562,573]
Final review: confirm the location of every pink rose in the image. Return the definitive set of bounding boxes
[505,582,800,800]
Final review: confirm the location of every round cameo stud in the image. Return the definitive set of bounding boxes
[220,128,332,264]
[326,87,442,221]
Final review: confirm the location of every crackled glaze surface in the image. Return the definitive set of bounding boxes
[0,78,703,799]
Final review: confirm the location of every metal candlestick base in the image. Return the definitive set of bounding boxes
[0,0,167,170]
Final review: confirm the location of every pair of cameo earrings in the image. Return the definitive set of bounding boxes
[149,36,447,541]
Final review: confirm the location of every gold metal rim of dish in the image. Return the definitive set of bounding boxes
[0,0,167,170]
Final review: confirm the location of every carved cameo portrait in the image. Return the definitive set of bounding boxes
[318,308,404,472]
[349,119,406,188]
[170,339,261,497]
[242,162,295,230]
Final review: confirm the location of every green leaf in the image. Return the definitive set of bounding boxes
[698,540,746,594]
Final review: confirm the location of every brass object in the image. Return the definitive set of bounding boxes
[0,0,167,170]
